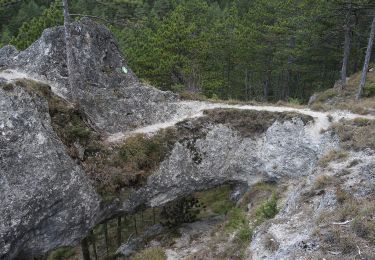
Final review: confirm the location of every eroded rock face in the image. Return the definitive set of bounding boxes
[1,18,178,134]
[0,83,101,259]
[124,117,339,212]
[247,149,375,259]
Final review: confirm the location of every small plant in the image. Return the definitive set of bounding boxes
[335,188,349,204]
[226,208,253,244]
[66,125,91,142]
[2,83,14,91]
[132,247,167,260]
[347,159,362,168]
[49,247,75,260]
[364,82,375,97]
[353,117,370,126]
[287,97,301,105]
[255,193,278,222]
[264,234,279,252]
[314,175,334,190]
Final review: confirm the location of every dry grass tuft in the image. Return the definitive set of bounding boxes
[318,150,348,168]
[330,119,375,150]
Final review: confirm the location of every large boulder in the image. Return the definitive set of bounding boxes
[0,81,101,259]
[1,18,178,134]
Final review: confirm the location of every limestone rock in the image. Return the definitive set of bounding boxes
[0,82,101,259]
[1,18,178,134]
[123,117,339,212]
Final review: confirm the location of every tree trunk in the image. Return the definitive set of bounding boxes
[133,215,138,235]
[103,222,109,255]
[117,216,122,248]
[357,13,375,99]
[62,0,76,101]
[81,237,91,260]
[90,230,97,260]
[341,5,352,87]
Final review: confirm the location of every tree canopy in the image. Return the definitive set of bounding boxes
[1,0,375,102]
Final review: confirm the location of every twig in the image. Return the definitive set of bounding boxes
[327,251,341,255]
[332,219,353,225]
[126,233,134,245]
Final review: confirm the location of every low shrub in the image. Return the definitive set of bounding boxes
[330,120,375,150]
[364,82,375,97]
[132,247,166,260]
[318,150,348,167]
[48,247,75,260]
[255,193,278,222]
[160,196,202,227]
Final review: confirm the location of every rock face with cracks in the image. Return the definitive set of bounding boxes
[0,18,178,134]
[0,83,101,259]
[1,18,367,260]
[123,117,339,212]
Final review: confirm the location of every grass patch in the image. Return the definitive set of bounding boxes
[310,71,375,114]
[318,150,348,167]
[330,119,375,150]
[225,207,253,244]
[196,185,235,217]
[314,175,335,190]
[131,247,166,260]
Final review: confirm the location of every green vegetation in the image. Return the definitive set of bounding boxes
[48,247,75,260]
[2,0,375,102]
[255,193,278,222]
[160,196,202,227]
[132,247,167,260]
[118,131,176,176]
[225,188,279,243]
[310,70,375,114]
[196,185,234,217]
[329,119,375,151]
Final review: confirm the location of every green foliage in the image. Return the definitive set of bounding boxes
[364,82,375,97]
[287,97,301,105]
[10,0,63,50]
[255,193,278,221]
[196,185,234,217]
[48,247,75,260]
[160,196,202,227]
[132,247,167,260]
[226,207,253,243]
[3,0,375,101]
[118,131,172,172]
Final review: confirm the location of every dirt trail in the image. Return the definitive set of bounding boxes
[106,100,375,143]
[2,69,374,143]
[0,69,66,98]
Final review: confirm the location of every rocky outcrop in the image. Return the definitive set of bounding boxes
[247,149,375,259]
[0,18,178,134]
[123,113,339,212]
[0,81,101,259]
